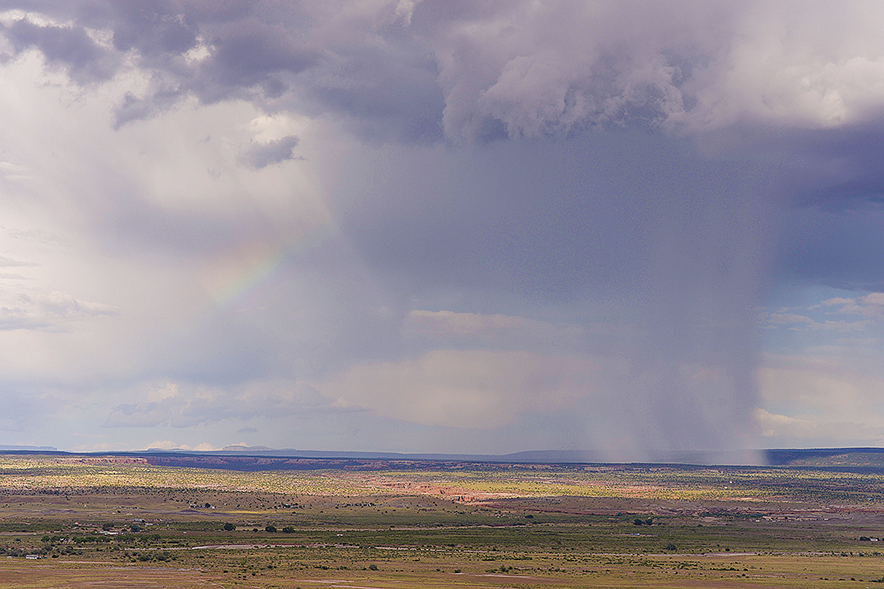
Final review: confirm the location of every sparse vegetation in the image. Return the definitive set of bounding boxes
[0,453,884,587]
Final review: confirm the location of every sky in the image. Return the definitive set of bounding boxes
[1,1,884,460]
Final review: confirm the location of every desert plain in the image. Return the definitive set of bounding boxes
[0,452,883,588]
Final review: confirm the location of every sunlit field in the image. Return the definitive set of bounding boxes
[1,454,884,588]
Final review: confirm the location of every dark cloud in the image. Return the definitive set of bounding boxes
[3,1,881,158]
[240,135,301,169]
[792,126,884,211]
[697,119,884,292]
[166,0,256,25]
[112,86,184,128]
[328,131,774,302]
[701,118,884,210]
[0,1,440,135]
[314,131,779,453]
[777,205,884,292]
[0,2,716,139]
[4,18,119,82]
[211,19,315,81]
[305,38,445,142]
[188,18,319,104]
[109,1,197,56]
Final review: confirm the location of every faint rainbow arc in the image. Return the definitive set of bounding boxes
[205,224,340,310]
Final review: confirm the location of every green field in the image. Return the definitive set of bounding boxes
[1,455,884,588]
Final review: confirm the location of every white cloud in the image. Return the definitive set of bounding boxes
[765,312,814,326]
[142,440,221,452]
[20,291,118,319]
[823,293,884,319]
[0,290,117,332]
[756,350,884,445]
[762,311,871,332]
[431,2,884,139]
[146,382,179,403]
[144,439,180,450]
[394,0,422,25]
[696,5,884,130]
[754,407,812,438]
[754,407,884,447]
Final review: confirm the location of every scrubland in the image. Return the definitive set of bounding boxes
[0,455,883,587]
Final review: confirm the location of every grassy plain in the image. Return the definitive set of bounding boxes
[1,455,884,587]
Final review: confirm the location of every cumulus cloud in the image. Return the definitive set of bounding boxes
[821,293,884,319]
[6,1,884,152]
[762,311,871,333]
[0,1,882,143]
[431,1,703,139]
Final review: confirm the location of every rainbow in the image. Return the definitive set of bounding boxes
[201,224,340,310]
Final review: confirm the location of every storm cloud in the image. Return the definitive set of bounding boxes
[0,1,883,457]
[239,135,301,169]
